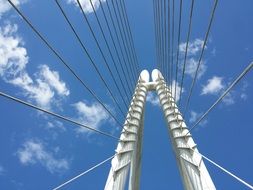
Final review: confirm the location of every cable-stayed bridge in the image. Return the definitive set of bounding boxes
[0,0,253,189]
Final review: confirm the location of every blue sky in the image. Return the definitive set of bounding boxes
[0,0,253,189]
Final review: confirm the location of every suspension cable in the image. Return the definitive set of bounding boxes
[120,0,140,72]
[158,0,163,74]
[156,0,162,71]
[184,0,218,116]
[178,0,195,106]
[162,0,166,77]
[99,0,134,95]
[114,0,138,78]
[52,154,115,190]
[86,0,132,104]
[193,150,253,189]
[152,0,159,69]
[174,0,183,101]
[111,0,137,83]
[55,0,127,117]
[7,0,123,127]
[164,0,168,84]
[165,0,169,83]
[171,0,175,94]
[186,62,253,135]
[168,0,171,88]
[105,0,136,89]
[0,91,119,140]
[160,0,164,76]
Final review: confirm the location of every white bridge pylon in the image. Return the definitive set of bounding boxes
[104,69,216,190]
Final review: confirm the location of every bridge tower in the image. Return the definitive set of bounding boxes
[104,69,216,190]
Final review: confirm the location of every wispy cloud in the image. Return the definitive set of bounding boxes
[201,76,224,95]
[0,0,27,17]
[179,39,207,79]
[38,65,69,96]
[222,92,235,105]
[46,121,66,132]
[0,23,69,109]
[17,139,69,174]
[184,58,207,79]
[170,80,184,103]
[0,165,5,175]
[73,101,109,134]
[240,93,247,100]
[0,23,28,77]
[146,81,183,105]
[67,0,106,14]
[201,76,249,106]
[189,111,198,123]
[45,120,66,140]
[211,48,216,56]
[189,110,207,126]
[201,76,235,105]
[146,92,159,106]
[179,38,205,56]
[240,81,249,101]
[10,65,70,109]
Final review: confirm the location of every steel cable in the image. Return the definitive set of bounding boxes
[0,91,119,140]
[178,0,195,106]
[7,0,123,127]
[184,0,218,116]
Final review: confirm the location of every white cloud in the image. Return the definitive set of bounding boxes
[46,121,65,131]
[67,0,106,14]
[201,77,250,106]
[189,110,207,126]
[0,24,69,109]
[9,65,69,109]
[146,82,183,105]
[73,101,109,134]
[46,121,66,140]
[179,39,207,79]
[240,93,247,101]
[240,81,249,101]
[170,80,184,103]
[201,76,224,95]
[189,111,198,123]
[211,48,216,56]
[221,81,249,105]
[38,65,70,96]
[179,38,205,56]
[201,76,235,105]
[0,165,5,175]
[222,92,235,105]
[146,92,159,106]
[0,0,27,17]
[10,72,55,108]
[0,23,28,77]
[17,139,69,173]
[184,58,207,79]
[146,81,182,104]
